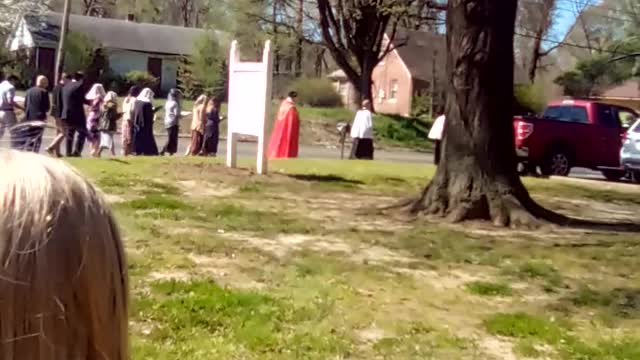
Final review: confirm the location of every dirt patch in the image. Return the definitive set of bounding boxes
[148,270,192,281]
[104,194,127,203]
[179,180,237,198]
[479,336,518,360]
[189,254,266,289]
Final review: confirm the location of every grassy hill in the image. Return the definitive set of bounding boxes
[68,157,640,360]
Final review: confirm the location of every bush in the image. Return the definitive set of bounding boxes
[125,70,158,89]
[64,32,97,73]
[514,83,546,115]
[179,32,226,100]
[411,93,432,118]
[289,78,342,107]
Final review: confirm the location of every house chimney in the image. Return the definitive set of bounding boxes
[126,14,136,22]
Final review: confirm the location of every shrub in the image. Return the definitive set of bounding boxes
[125,70,158,89]
[514,83,546,114]
[411,92,435,119]
[64,32,97,73]
[179,32,226,100]
[289,78,342,107]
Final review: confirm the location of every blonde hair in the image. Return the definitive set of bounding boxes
[0,150,128,359]
[36,75,48,88]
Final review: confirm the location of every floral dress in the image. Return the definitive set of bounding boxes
[121,96,135,155]
[86,98,103,143]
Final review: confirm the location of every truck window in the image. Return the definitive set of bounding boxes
[596,104,621,128]
[543,106,588,124]
[618,110,637,129]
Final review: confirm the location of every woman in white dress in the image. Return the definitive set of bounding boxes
[350,99,374,160]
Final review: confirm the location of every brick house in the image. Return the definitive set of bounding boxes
[590,79,640,111]
[329,30,528,116]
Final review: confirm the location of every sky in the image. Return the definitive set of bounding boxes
[555,0,579,39]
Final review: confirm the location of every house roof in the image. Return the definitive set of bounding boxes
[21,12,223,55]
[390,30,528,84]
[600,80,640,99]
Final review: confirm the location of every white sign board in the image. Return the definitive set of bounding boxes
[226,40,273,174]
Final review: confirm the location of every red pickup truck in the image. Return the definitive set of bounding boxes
[513,99,636,179]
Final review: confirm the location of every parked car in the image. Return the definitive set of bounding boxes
[513,99,635,179]
[621,118,640,183]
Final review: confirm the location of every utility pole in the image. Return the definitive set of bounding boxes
[54,0,71,84]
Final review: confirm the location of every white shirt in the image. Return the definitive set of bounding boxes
[0,80,16,111]
[351,109,373,139]
[428,115,445,140]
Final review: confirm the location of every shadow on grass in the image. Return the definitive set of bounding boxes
[287,174,364,185]
[108,158,130,165]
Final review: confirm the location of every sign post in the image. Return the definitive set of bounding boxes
[226,40,273,174]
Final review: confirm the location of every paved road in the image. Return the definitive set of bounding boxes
[1,130,606,180]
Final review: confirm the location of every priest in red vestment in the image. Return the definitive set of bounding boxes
[268,91,300,159]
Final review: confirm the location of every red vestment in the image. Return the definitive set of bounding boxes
[267,98,300,159]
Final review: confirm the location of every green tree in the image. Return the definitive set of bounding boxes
[64,31,97,73]
[179,32,226,99]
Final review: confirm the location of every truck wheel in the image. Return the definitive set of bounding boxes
[541,151,571,177]
[601,170,625,182]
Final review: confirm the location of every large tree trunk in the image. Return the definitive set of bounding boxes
[412,0,556,227]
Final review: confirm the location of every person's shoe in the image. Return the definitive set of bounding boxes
[46,147,55,157]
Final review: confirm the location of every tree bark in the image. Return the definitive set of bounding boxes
[295,0,304,77]
[412,0,557,227]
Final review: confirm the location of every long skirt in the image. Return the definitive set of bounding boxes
[189,130,203,156]
[434,140,441,165]
[350,138,374,160]
[162,125,179,155]
[121,119,133,155]
[201,122,219,156]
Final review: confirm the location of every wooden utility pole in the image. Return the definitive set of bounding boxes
[54,0,72,84]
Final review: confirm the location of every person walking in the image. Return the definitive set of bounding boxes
[160,88,181,156]
[349,99,375,160]
[46,73,71,157]
[23,75,51,152]
[267,91,300,159]
[201,97,224,156]
[132,88,159,156]
[186,94,207,156]
[97,91,120,157]
[428,107,445,165]
[61,72,89,157]
[85,83,106,157]
[121,86,141,156]
[0,74,23,143]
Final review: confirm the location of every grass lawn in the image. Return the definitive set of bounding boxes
[68,157,640,360]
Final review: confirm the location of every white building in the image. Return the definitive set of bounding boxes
[6,12,225,93]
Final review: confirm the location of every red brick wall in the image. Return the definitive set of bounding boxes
[372,50,413,116]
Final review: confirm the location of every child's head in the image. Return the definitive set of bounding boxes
[0,150,128,359]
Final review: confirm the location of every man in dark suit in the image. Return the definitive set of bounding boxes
[61,72,88,157]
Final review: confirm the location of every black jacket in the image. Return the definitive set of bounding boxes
[61,80,87,125]
[50,83,64,118]
[24,86,50,121]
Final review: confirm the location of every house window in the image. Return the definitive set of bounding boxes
[389,80,399,101]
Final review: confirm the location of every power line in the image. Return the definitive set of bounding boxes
[514,32,637,56]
